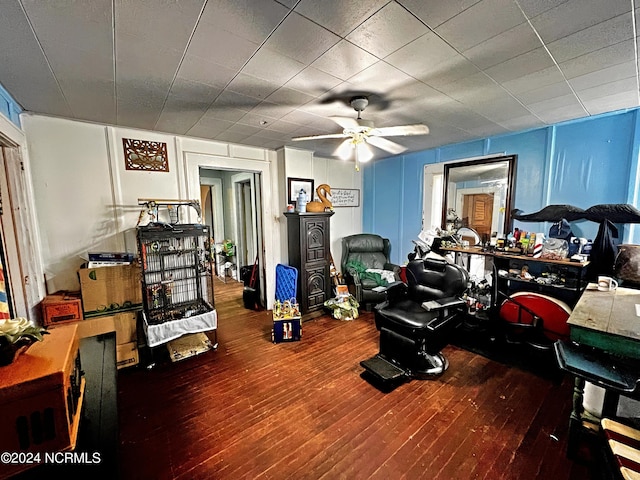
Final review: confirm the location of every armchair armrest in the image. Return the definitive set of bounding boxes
[344,267,363,301]
[384,262,402,275]
[421,296,465,312]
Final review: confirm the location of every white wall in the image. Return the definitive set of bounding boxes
[22,115,363,309]
[276,146,363,273]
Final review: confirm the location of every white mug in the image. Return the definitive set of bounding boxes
[597,275,618,291]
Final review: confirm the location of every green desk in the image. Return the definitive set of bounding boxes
[555,287,640,459]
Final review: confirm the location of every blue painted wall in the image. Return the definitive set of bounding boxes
[363,108,640,265]
[0,83,22,128]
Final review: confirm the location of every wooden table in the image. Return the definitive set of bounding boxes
[567,286,640,360]
[555,286,640,459]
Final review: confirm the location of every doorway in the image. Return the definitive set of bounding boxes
[199,168,263,309]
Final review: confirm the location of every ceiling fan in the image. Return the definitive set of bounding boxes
[291,96,430,170]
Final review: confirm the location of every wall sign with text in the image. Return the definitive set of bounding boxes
[330,188,360,207]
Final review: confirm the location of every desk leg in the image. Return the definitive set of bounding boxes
[567,376,586,459]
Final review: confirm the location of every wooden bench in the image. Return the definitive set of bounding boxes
[601,418,640,480]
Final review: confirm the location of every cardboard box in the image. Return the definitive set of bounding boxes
[116,341,139,369]
[75,310,138,344]
[79,263,142,317]
[42,291,83,326]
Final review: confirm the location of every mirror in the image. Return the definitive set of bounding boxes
[442,155,517,243]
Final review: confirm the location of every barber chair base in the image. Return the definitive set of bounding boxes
[360,355,408,392]
[360,352,449,391]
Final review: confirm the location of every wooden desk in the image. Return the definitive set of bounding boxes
[567,286,640,360]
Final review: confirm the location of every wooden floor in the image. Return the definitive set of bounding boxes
[116,279,595,479]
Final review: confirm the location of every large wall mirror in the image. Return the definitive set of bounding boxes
[442,155,517,243]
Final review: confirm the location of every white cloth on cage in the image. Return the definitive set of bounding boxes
[143,308,217,347]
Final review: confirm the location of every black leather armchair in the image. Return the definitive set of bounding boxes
[341,234,401,310]
[361,257,469,389]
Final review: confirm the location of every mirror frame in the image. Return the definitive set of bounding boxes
[442,155,517,239]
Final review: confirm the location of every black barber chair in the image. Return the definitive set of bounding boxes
[360,257,469,391]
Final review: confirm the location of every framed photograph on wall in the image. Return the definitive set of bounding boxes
[287,177,314,203]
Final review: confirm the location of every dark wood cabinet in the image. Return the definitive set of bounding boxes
[284,211,334,315]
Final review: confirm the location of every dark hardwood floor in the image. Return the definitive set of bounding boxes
[116,279,595,479]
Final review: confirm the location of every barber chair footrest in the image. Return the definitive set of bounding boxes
[360,355,408,383]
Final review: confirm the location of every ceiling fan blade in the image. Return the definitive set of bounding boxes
[370,124,430,137]
[291,133,349,141]
[329,116,361,129]
[366,136,407,155]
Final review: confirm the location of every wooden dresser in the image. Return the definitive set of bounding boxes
[285,211,334,315]
[0,324,84,479]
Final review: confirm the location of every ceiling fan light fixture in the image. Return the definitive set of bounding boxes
[335,139,354,160]
[357,141,374,163]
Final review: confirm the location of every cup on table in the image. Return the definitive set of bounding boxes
[597,275,618,291]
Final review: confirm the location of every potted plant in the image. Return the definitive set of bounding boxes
[0,318,49,366]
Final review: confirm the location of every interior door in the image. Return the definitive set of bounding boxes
[462,193,494,237]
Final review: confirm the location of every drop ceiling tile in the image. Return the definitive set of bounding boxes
[23,0,113,58]
[177,54,238,89]
[398,0,482,28]
[193,115,235,131]
[166,77,221,103]
[201,105,247,123]
[524,93,584,114]
[347,61,416,93]
[114,0,201,51]
[264,12,340,64]
[438,72,506,103]
[546,14,633,63]
[435,0,527,51]
[263,118,303,134]
[575,76,638,101]
[464,123,509,138]
[417,56,481,89]
[155,109,205,135]
[294,0,388,36]
[385,32,460,77]
[284,66,343,95]
[242,47,306,84]
[559,39,636,79]
[484,47,555,83]
[264,87,317,108]
[535,103,588,124]
[310,40,379,80]
[517,0,570,18]
[568,61,637,91]
[466,96,533,123]
[215,130,251,143]
[201,0,289,44]
[499,66,566,94]
[248,101,297,122]
[582,90,640,115]
[530,0,631,43]
[346,2,429,58]
[188,22,260,71]
[226,73,281,101]
[224,123,263,136]
[497,114,546,131]
[462,22,542,69]
[513,81,573,105]
[186,121,231,139]
[213,90,261,112]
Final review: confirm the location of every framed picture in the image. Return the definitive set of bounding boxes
[330,188,360,207]
[287,177,314,203]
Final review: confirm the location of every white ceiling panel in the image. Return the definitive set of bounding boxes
[295,0,388,37]
[435,0,527,51]
[345,2,429,58]
[263,12,340,64]
[0,0,638,160]
[530,0,631,43]
[200,0,289,44]
[462,22,542,70]
[398,0,483,29]
[545,14,633,63]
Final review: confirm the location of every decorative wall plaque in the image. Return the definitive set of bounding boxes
[123,138,169,172]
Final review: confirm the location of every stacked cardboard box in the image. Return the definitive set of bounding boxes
[78,263,143,369]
